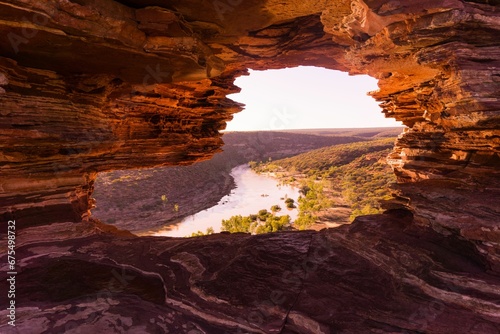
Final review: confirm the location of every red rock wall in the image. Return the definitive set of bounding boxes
[0,1,499,332]
[331,0,500,245]
[0,1,498,238]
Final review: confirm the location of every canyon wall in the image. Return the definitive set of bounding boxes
[0,0,499,332]
[0,0,498,234]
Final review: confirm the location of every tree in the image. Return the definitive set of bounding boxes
[285,198,296,209]
[255,215,290,234]
[270,205,281,213]
[221,215,252,233]
[190,227,215,237]
[258,209,269,221]
[294,213,316,230]
[299,185,311,196]
[221,213,290,235]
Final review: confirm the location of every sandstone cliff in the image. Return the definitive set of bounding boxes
[0,0,499,332]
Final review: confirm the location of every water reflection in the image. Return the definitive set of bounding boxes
[150,165,299,237]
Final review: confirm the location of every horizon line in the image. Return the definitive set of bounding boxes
[221,125,406,133]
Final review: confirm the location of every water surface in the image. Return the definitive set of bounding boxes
[151,165,300,237]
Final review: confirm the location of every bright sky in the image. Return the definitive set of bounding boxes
[225,66,402,131]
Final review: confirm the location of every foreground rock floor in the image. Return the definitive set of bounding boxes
[1,211,499,333]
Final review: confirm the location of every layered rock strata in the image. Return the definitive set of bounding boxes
[0,0,498,232]
[0,0,244,224]
[0,0,499,332]
[1,212,499,333]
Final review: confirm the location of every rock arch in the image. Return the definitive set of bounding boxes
[0,1,499,331]
[1,0,498,236]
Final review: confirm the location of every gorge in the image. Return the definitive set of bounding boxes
[0,0,499,332]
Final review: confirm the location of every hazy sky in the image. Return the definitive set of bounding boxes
[225,66,402,131]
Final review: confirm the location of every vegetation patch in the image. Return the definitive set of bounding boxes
[251,138,398,227]
[221,207,291,235]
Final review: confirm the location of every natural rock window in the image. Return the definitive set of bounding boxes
[0,0,498,332]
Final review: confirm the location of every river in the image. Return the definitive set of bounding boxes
[149,164,300,237]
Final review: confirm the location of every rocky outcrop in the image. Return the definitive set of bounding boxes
[1,211,499,333]
[335,0,500,261]
[0,0,499,332]
[0,0,243,224]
